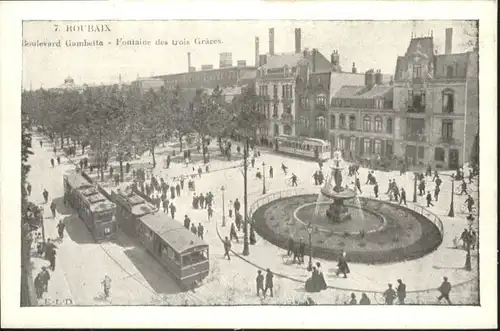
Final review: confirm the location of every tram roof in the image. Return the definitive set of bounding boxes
[276,135,330,146]
[114,189,157,216]
[140,213,207,253]
[64,172,92,190]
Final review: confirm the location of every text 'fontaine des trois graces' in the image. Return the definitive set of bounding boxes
[22,38,223,48]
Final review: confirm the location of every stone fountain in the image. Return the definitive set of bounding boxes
[321,150,357,223]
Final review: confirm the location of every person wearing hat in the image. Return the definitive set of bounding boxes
[359,293,371,305]
[102,274,111,300]
[40,266,50,292]
[396,279,406,304]
[438,276,452,304]
[264,268,274,297]
[383,283,396,305]
[348,293,357,305]
[256,270,264,296]
[298,237,306,264]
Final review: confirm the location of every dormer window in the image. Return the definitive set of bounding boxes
[413,64,422,79]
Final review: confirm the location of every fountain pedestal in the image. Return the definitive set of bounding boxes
[320,151,357,223]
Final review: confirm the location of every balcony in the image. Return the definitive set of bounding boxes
[438,136,457,144]
[407,106,426,114]
[405,132,427,142]
[315,103,327,111]
[282,96,293,105]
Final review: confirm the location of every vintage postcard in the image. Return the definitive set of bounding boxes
[1,0,497,329]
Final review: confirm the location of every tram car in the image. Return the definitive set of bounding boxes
[111,187,157,237]
[275,135,331,161]
[63,171,117,241]
[136,213,209,289]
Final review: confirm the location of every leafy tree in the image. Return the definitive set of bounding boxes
[169,85,192,152]
[462,20,479,51]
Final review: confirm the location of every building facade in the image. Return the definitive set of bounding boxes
[329,70,394,162]
[393,29,479,170]
[255,28,332,139]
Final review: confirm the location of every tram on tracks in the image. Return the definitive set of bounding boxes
[111,187,157,237]
[63,171,117,241]
[136,213,209,289]
[275,135,331,161]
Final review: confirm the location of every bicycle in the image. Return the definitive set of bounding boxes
[459,203,477,215]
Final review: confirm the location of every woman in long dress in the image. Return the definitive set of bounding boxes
[336,250,350,278]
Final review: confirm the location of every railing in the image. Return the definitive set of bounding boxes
[405,133,427,142]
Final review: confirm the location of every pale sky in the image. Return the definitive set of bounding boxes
[22,20,475,89]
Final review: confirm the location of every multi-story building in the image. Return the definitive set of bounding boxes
[255,28,331,139]
[48,76,86,94]
[393,28,479,170]
[329,69,394,161]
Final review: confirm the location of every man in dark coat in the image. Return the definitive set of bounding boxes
[256,270,264,296]
[264,268,274,297]
[197,223,204,240]
[169,203,176,219]
[184,215,191,229]
[437,276,452,304]
[223,236,231,260]
[383,284,397,305]
[396,279,406,304]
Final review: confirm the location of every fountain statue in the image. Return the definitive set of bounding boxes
[320,150,356,223]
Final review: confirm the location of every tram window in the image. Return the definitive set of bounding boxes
[183,250,208,266]
[104,227,111,235]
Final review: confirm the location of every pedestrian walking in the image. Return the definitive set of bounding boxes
[336,250,350,278]
[426,191,434,207]
[399,188,407,205]
[191,223,197,235]
[291,173,298,186]
[228,200,233,218]
[434,185,440,202]
[355,177,362,194]
[50,200,57,218]
[50,158,55,167]
[470,230,477,250]
[176,183,181,197]
[269,166,273,178]
[40,266,50,292]
[286,235,295,256]
[230,223,239,243]
[233,199,240,214]
[264,268,274,297]
[207,206,213,220]
[183,215,191,230]
[383,284,397,305]
[437,276,452,304]
[57,156,61,165]
[396,279,406,304]
[56,220,65,239]
[459,180,468,195]
[197,223,204,240]
[102,275,111,300]
[373,182,379,198]
[223,236,231,260]
[162,199,169,213]
[34,270,45,299]
[39,140,43,148]
[169,203,176,219]
[256,270,264,296]
[27,182,32,196]
[281,163,288,175]
[42,189,49,204]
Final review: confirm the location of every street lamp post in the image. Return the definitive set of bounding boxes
[307,222,313,271]
[448,174,455,217]
[262,162,266,194]
[242,138,250,256]
[221,186,226,227]
[413,172,418,203]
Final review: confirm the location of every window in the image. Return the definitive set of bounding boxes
[446,65,454,78]
[304,117,310,128]
[408,89,426,112]
[387,118,393,134]
[264,104,270,118]
[301,96,309,109]
[273,104,278,117]
[349,115,356,131]
[434,147,445,161]
[442,89,454,113]
[273,85,278,98]
[330,115,336,129]
[413,64,422,79]
[282,85,293,99]
[283,124,292,135]
[338,137,345,150]
[363,139,371,155]
[316,93,326,105]
[363,115,371,131]
[259,85,268,97]
[350,138,356,152]
[316,116,326,130]
[374,116,382,132]
[418,146,425,159]
[374,140,381,154]
[284,104,292,114]
[339,114,346,129]
[442,120,453,139]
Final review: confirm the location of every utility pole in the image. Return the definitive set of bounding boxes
[242,137,250,256]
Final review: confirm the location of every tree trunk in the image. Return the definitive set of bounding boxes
[67,136,70,145]
[179,135,183,152]
[60,133,64,149]
[119,158,124,182]
[81,143,85,155]
[151,143,156,168]
[202,139,207,164]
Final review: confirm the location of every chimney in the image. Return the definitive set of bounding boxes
[255,37,260,66]
[352,62,357,73]
[375,69,383,85]
[365,69,375,88]
[445,28,453,54]
[312,49,317,73]
[269,28,275,55]
[295,28,301,54]
[259,54,267,66]
[187,52,192,72]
